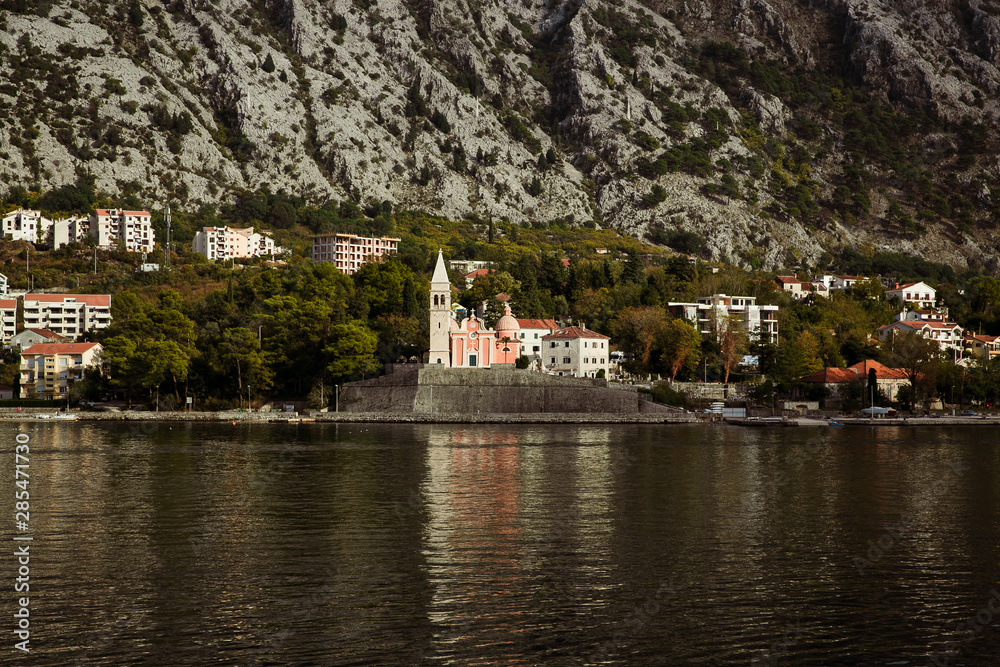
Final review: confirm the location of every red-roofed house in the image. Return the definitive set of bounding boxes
[774,276,829,301]
[19,342,102,399]
[22,294,112,340]
[886,281,936,309]
[463,268,494,288]
[541,326,610,378]
[877,319,963,353]
[963,333,1000,360]
[9,328,69,349]
[801,360,912,401]
[516,317,559,363]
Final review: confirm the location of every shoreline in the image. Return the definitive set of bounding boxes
[0,410,696,424]
[3,411,1000,425]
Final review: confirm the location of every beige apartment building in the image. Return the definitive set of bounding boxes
[192,226,279,261]
[311,234,400,274]
[19,342,102,399]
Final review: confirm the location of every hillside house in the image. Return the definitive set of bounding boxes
[541,326,610,378]
[2,209,49,243]
[886,281,936,309]
[877,319,963,353]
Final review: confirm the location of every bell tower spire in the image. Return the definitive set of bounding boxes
[428,249,452,366]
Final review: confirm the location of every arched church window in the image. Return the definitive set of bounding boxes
[434,295,439,306]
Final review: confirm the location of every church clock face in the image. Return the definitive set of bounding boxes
[469,331,477,340]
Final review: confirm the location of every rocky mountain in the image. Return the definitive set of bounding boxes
[1,0,999,270]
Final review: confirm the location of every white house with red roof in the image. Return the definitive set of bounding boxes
[89,209,154,252]
[9,328,68,349]
[0,298,16,342]
[801,359,912,401]
[774,276,829,301]
[19,342,102,399]
[515,317,559,363]
[885,281,936,309]
[463,267,494,288]
[541,325,610,378]
[877,319,963,353]
[22,294,112,340]
[963,333,1000,360]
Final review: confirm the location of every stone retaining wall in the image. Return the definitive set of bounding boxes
[340,366,683,415]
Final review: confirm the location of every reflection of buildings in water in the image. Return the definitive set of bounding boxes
[421,426,617,660]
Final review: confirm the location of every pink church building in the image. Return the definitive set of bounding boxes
[428,250,521,367]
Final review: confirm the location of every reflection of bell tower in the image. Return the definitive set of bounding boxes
[429,250,452,366]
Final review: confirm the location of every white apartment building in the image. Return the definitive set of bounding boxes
[0,299,16,342]
[541,326,611,378]
[2,209,49,243]
[89,209,154,253]
[192,226,280,261]
[516,317,559,363]
[22,294,112,340]
[667,294,779,344]
[311,234,400,275]
[19,342,102,399]
[46,215,91,250]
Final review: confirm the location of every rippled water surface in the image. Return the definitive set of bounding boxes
[2,422,1000,665]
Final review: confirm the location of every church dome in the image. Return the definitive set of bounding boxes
[495,305,520,336]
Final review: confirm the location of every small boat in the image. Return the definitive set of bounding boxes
[51,414,78,421]
[829,421,844,426]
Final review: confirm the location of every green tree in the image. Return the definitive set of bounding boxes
[219,327,273,406]
[326,321,379,380]
[101,336,140,407]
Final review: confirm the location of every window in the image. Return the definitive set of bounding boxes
[532,346,539,352]
[584,358,589,364]
[534,333,538,339]
[60,358,67,366]
[550,357,556,365]
[563,357,571,364]
[564,341,570,347]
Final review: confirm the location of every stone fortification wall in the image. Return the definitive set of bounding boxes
[339,365,678,414]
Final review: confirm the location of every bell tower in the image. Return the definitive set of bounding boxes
[428,249,452,366]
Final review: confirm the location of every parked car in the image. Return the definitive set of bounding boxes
[961,410,978,416]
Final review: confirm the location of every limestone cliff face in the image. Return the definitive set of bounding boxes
[1,0,999,270]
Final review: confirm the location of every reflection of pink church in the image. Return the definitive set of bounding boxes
[428,251,521,367]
